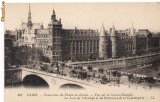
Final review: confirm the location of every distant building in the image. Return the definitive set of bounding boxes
[6,5,160,63]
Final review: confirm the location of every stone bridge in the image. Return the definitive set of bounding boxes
[22,68,97,90]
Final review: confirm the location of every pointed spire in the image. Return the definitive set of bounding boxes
[111,22,116,36]
[100,22,106,36]
[130,22,135,36]
[29,3,31,13]
[52,8,56,15]
[51,8,56,21]
[28,3,31,19]
[52,4,55,15]
[27,3,32,28]
[102,22,105,29]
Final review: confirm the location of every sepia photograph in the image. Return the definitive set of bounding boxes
[3,2,160,102]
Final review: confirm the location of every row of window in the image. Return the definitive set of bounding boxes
[53,39,62,43]
[118,43,135,51]
[52,56,61,61]
[71,45,98,54]
[63,35,98,39]
[71,41,99,46]
[52,51,61,56]
[36,39,50,43]
[24,36,34,41]
[37,34,49,38]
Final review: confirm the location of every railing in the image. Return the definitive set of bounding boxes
[66,52,160,68]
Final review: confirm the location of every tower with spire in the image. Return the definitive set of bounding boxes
[21,4,36,48]
[48,8,63,62]
[110,23,118,58]
[27,4,32,29]
[51,8,56,21]
[99,23,108,59]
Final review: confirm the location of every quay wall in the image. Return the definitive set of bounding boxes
[5,68,22,85]
[66,53,160,69]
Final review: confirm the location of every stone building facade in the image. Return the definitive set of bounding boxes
[13,6,160,63]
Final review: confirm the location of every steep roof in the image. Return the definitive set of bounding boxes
[130,22,135,36]
[111,23,116,36]
[99,23,106,36]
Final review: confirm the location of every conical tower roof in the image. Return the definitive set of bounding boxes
[111,23,116,36]
[130,22,135,36]
[100,22,106,36]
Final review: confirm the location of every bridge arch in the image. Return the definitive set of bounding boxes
[59,83,85,90]
[22,68,94,90]
[23,74,49,88]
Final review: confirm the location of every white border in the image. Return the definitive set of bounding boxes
[1,1,160,102]
[0,1,4,102]
[3,0,160,2]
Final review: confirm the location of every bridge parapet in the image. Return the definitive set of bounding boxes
[66,52,160,69]
[21,67,96,89]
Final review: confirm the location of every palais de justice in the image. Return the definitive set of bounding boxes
[13,5,160,62]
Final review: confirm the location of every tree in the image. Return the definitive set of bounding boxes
[42,56,50,63]
[6,46,50,66]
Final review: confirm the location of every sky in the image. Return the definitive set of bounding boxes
[4,3,160,32]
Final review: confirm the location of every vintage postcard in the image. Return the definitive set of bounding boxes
[3,2,160,102]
